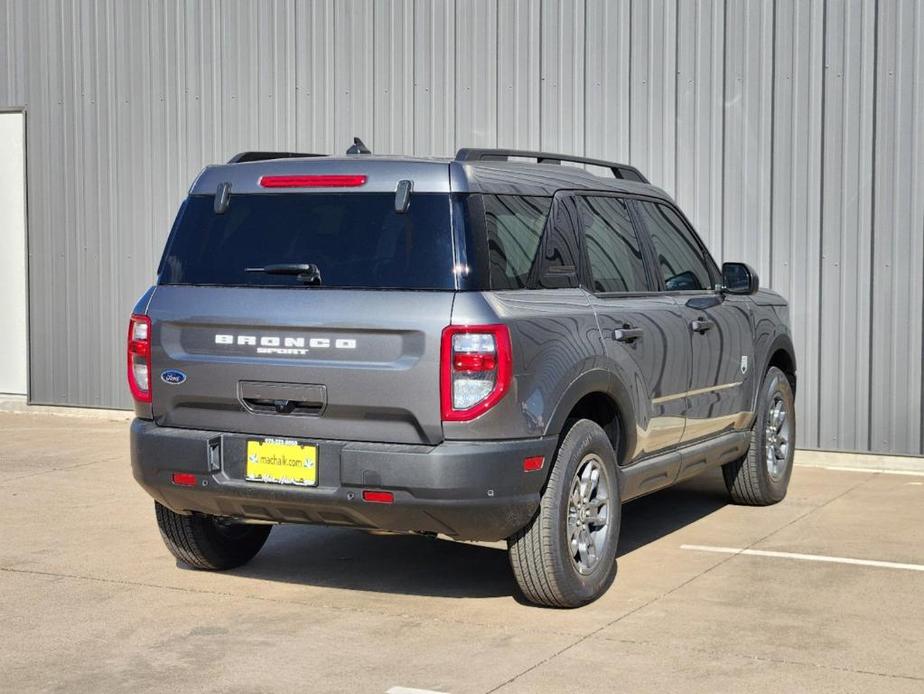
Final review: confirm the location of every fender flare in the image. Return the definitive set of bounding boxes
[752,332,797,411]
[544,368,638,466]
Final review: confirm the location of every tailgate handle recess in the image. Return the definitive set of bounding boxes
[239,381,327,417]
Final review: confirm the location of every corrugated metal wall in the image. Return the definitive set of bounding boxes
[1,0,922,455]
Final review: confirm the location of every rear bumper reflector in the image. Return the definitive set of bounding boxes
[171,473,197,487]
[362,490,394,504]
[523,456,545,472]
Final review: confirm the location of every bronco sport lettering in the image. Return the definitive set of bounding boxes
[215,334,358,356]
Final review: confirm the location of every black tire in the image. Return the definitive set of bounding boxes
[723,366,796,506]
[508,419,621,608]
[155,502,271,570]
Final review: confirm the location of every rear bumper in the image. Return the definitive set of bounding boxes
[130,419,557,541]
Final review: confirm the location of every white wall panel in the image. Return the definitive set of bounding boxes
[497,0,540,150]
[373,0,415,153]
[539,0,584,155]
[0,0,26,105]
[771,0,825,449]
[295,0,336,153]
[675,0,724,253]
[722,0,774,272]
[455,0,497,147]
[817,0,876,451]
[630,0,677,194]
[584,0,630,164]
[869,0,924,454]
[412,0,455,156]
[220,0,297,155]
[333,0,374,151]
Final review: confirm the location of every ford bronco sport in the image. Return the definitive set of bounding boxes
[129,143,797,608]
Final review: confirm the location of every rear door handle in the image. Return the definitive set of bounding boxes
[690,318,715,333]
[239,381,327,416]
[612,327,644,343]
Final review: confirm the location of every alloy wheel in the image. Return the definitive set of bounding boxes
[566,453,611,575]
[765,394,791,481]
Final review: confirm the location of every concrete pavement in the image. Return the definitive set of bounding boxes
[1,412,922,693]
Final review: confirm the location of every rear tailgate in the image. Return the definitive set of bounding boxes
[147,286,452,445]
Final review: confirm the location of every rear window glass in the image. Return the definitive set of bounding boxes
[159,193,455,289]
[483,195,552,290]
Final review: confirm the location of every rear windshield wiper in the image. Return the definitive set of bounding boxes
[245,263,322,285]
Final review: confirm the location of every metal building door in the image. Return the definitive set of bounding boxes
[0,111,28,396]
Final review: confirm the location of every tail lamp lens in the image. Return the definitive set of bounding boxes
[127,314,152,403]
[441,324,512,421]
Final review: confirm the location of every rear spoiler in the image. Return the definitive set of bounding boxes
[227,151,326,164]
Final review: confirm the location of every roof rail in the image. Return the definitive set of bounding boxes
[454,148,648,184]
[227,151,326,164]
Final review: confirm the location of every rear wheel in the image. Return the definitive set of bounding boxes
[508,419,621,608]
[155,502,271,570]
[723,366,795,505]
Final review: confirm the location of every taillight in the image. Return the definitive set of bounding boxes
[127,314,152,403]
[440,324,512,422]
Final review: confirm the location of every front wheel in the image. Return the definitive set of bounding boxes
[508,419,621,608]
[723,366,796,505]
[155,502,272,570]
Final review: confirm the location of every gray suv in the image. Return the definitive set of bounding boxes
[129,144,797,608]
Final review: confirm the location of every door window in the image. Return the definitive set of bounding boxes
[635,201,714,292]
[578,196,649,293]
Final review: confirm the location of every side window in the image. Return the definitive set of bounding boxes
[536,195,582,289]
[578,196,649,293]
[635,201,714,292]
[483,195,552,290]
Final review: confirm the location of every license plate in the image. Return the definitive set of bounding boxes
[245,438,318,487]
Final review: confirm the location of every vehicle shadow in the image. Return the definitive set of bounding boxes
[217,468,730,600]
[616,467,730,556]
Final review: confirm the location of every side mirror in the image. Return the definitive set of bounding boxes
[721,262,759,295]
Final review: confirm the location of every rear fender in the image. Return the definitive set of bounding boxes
[544,369,638,467]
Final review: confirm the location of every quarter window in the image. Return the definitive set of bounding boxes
[483,195,552,290]
[635,202,714,292]
[578,196,649,293]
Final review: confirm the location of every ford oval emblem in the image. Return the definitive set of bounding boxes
[161,369,187,385]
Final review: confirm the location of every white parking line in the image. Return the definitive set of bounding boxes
[387,687,448,694]
[808,465,924,477]
[681,545,924,572]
